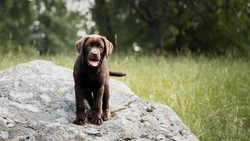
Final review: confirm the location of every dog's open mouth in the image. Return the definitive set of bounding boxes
[88,59,100,67]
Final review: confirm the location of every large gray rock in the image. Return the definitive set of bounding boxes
[0,60,198,141]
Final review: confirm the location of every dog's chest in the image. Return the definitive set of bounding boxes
[78,73,102,90]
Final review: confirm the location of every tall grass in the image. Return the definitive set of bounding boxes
[0,52,249,141]
[108,54,250,141]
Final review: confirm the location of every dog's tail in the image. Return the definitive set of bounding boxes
[109,70,126,77]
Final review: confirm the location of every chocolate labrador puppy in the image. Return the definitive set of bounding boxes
[73,34,126,125]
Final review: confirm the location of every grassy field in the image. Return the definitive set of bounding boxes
[0,52,249,141]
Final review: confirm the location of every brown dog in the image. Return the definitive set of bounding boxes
[73,34,126,125]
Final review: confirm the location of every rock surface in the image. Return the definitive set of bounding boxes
[0,60,198,141]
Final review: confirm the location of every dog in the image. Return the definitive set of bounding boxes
[73,34,126,125]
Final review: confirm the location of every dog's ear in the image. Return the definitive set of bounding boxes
[75,36,90,54]
[101,36,113,59]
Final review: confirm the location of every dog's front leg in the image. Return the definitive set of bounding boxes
[73,84,86,125]
[102,84,110,121]
[91,86,104,125]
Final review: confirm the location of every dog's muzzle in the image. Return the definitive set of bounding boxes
[87,53,100,67]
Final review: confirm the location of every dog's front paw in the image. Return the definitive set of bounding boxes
[102,110,110,121]
[91,118,103,125]
[73,119,85,125]
[91,112,103,125]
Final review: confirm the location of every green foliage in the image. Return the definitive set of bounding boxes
[1,0,249,56]
[0,0,84,55]
[91,0,115,44]
[0,0,34,54]
[32,0,82,54]
[91,0,250,56]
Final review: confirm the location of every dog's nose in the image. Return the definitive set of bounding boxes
[91,52,98,56]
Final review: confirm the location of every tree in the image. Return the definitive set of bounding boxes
[0,0,85,55]
[0,0,34,53]
[91,0,115,45]
[32,0,83,54]
[90,0,250,56]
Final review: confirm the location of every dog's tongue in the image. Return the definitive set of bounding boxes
[89,60,99,67]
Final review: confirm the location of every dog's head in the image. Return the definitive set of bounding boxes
[75,35,113,67]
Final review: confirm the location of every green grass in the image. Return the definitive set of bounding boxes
[1,52,249,141]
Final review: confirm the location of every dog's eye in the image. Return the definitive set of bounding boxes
[98,45,104,49]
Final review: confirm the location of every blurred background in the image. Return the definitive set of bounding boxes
[1,1,250,141]
[1,0,250,57]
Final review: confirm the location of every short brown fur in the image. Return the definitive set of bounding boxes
[73,34,125,125]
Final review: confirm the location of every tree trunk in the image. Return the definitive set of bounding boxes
[92,0,115,44]
[151,22,162,55]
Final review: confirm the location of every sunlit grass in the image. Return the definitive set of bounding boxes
[0,52,249,141]
[107,54,250,141]
[0,52,77,70]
